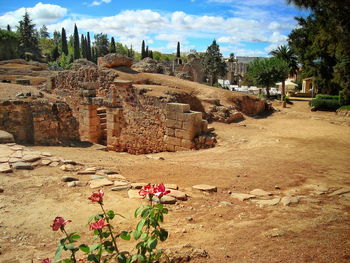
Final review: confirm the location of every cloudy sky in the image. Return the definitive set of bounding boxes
[0,0,308,57]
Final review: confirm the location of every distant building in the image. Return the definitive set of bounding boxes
[225,56,262,85]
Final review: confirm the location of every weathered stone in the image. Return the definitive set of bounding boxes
[168,189,187,201]
[10,146,23,151]
[329,188,350,196]
[114,181,130,187]
[98,54,133,68]
[0,157,9,163]
[131,182,148,189]
[12,162,34,170]
[164,244,208,262]
[60,164,76,172]
[107,174,127,181]
[192,184,217,192]
[153,195,177,204]
[111,185,130,191]
[8,158,22,163]
[63,160,77,165]
[77,170,96,175]
[61,176,79,182]
[249,189,272,197]
[0,130,15,144]
[89,178,113,188]
[10,151,23,158]
[75,181,88,187]
[90,175,105,180]
[231,193,256,201]
[41,159,52,165]
[22,154,41,162]
[252,197,281,207]
[127,189,145,199]
[49,161,60,167]
[0,163,12,173]
[165,184,178,190]
[67,182,76,187]
[97,169,118,175]
[219,201,233,206]
[281,196,300,206]
[41,152,52,157]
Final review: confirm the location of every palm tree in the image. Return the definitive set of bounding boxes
[269,45,298,103]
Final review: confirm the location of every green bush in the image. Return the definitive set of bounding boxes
[284,96,293,104]
[338,105,350,111]
[310,98,340,111]
[315,94,339,100]
[339,90,350,106]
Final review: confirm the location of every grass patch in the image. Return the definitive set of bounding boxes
[338,105,350,111]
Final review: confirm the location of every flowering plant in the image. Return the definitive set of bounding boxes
[45,184,170,263]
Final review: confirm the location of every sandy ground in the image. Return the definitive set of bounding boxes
[1,99,350,263]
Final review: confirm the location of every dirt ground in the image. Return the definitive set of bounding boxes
[1,99,350,263]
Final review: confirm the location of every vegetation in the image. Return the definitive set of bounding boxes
[73,24,80,60]
[202,40,227,86]
[247,57,289,97]
[17,11,40,60]
[310,98,340,111]
[61,28,68,56]
[0,30,19,60]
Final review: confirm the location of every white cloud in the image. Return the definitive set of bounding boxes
[0,2,67,28]
[90,0,111,6]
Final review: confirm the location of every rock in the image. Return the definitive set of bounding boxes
[10,151,23,158]
[219,201,233,206]
[0,188,4,193]
[264,228,284,238]
[0,157,9,163]
[111,185,130,191]
[61,176,79,182]
[90,175,105,180]
[107,174,127,181]
[132,58,163,73]
[96,169,118,175]
[281,196,300,206]
[49,161,60,167]
[89,178,113,189]
[153,195,177,204]
[329,188,350,196]
[231,193,256,201]
[71,59,97,70]
[63,160,77,165]
[192,184,217,192]
[127,189,144,199]
[131,183,148,189]
[67,182,76,187]
[10,146,23,151]
[0,130,15,144]
[8,158,22,163]
[86,167,98,171]
[22,154,41,162]
[165,184,178,190]
[98,53,133,68]
[301,197,321,204]
[249,189,272,197]
[75,181,88,187]
[12,162,33,170]
[168,189,187,201]
[50,157,61,162]
[114,181,130,187]
[41,152,52,157]
[164,244,208,262]
[41,159,51,165]
[77,170,96,175]
[207,106,244,124]
[60,164,76,172]
[0,163,12,173]
[252,197,281,207]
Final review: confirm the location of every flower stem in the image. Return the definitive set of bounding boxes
[99,203,119,254]
[62,228,77,263]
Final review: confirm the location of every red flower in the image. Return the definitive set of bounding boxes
[42,258,51,263]
[88,189,104,203]
[51,216,71,231]
[139,184,155,197]
[78,259,86,262]
[90,219,109,230]
[154,184,170,198]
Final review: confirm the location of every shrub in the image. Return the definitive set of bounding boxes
[310,98,340,111]
[338,105,350,111]
[315,94,339,100]
[339,90,350,106]
[284,96,293,104]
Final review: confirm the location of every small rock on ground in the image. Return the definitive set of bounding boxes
[231,193,256,201]
[111,185,130,191]
[22,155,41,162]
[281,196,300,206]
[49,161,60,167]
[41,159,52,165]
[61,176,79,182]
[0,163,12,173]
[152,195,177,204]
[168,189,187,201]
[77,170,96,175]
[252,197,281,207]
[89,178,113,189]
[114,181,130,187]
[107,174,127,181]
[0,130,15,143]
[328,188,350,196]
[127,189,145,199]
[192,184,217,192]
[249,189,272,196]
[131,182,148,189]
[12,162,33,170]
[165,184,178,190]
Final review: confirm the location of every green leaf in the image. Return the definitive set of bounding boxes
[54,245,64,261]
[79,244,90,253]
[70,234,81,241]
[140,207,151,218]
[133,230,141,240]
[141,233,148,240]
[90,243,101,251]
[88,214,103,223]
[106,210,115,220]
[64,243,74,250]
[120,231,131,241]
[159,228,168,241]
[87,254,99,263]
[134,205,147,218]
[148,238,157,250]
[136,219,146,232]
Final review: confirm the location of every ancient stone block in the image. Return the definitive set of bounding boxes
[183,111,203,122]
[164,136,181,146]
[166,110,177,120]
[181,139,194,149]
[175,129,193,140]
[166,128,175,137]
[201,120,208,133]
[174,146,190,151]
[166,103,190,113]
[166,119,182,129]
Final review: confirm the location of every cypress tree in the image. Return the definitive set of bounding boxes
[141,40,146,59]
[176,42,180,58]
[51,45,60,61]
[145,46,149,58]
[7,25,11,31]
[61,27,68,55]
[73,24,80,60]
[81,34,86,58]
[110,37,116,53]
[150,50,153,59]
[87,32,91,61]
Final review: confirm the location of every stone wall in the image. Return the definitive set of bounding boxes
[0,99,79,145]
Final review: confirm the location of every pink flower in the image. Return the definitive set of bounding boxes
[51,216,71,231]
[154,184,170,198]
[90,219,109,230]
[78,259,86,262]
[139,184,155,197]
[88,189,104,203]
[42,258,51,263]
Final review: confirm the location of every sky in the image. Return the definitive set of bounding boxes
[0,0,308,57]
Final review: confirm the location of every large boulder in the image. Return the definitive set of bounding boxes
[71,59,97,70]
[0,130,15,144]
[207,105,244,123]
[97,54,133,68]
[132,58,163,73]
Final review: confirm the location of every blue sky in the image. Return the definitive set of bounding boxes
[0,0,308,57]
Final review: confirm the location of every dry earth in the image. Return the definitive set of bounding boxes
[1,99,350,263]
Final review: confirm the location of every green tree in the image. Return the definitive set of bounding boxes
[61,27,68,55]
[247,57,289,98]
[94,33,109,57]
[110,37,116,53]
[39,37,55,61]
[269,45,298,101]
[39,25,49,38]
[17,11,40,60]
[81,34,86,58]
[0,29,19,60]
[73,24,80,60]
[141,40,146,59]
[51,45,60,61]
[7,25,11,31]
[149,50,153,59]
[202,40,227,86]
[87,32,92,61]
[53,30,61,46]
[176,42,180,58]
